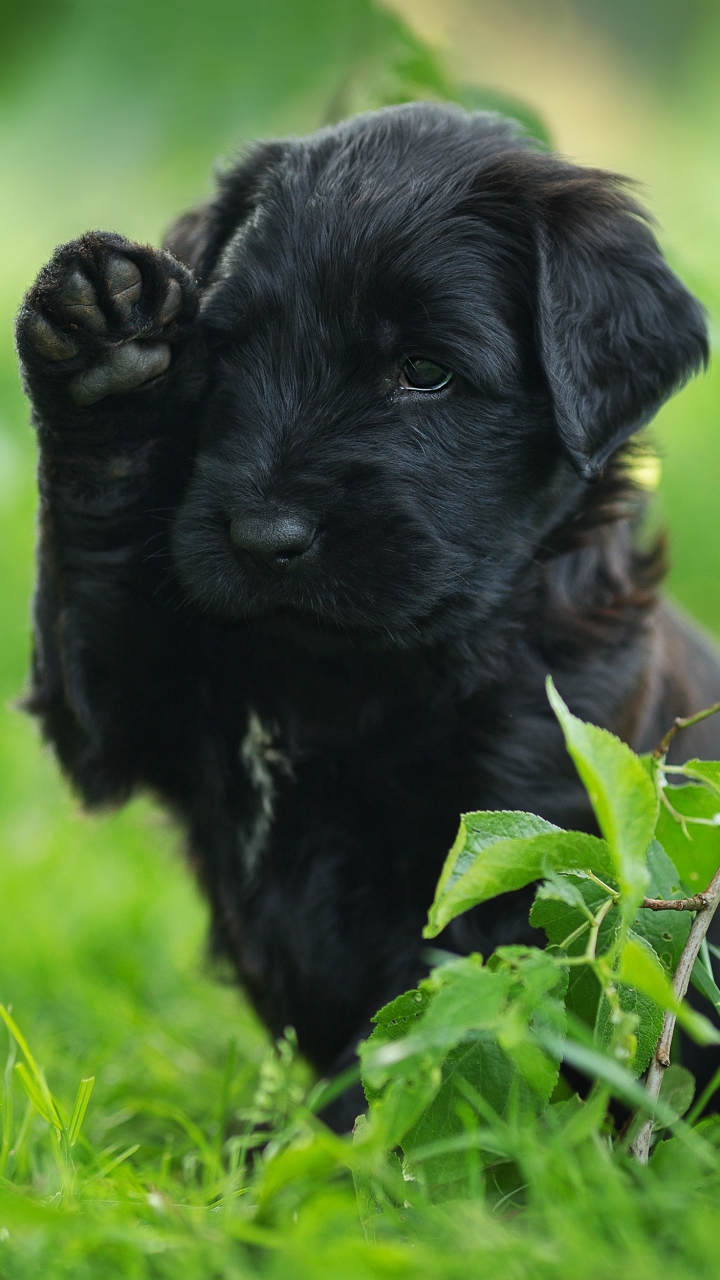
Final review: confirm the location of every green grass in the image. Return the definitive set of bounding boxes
[3,0,720,1273]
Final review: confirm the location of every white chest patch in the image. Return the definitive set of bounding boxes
[239,711,293,874]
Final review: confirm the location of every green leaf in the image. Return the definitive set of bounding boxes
[632,841,691,974]
[368,989,432,1042]
[546,678,656,911]
[433,811,562,904]
[594,979,664,1077]
[530,876,619,1028]
[675,760,720,799]
[425,815,612,938]
[361,959,512,1080]
[656,785,720,893]
[363,988,433,1104]
[361,950,566,1160]
[397,950,566,1196]
[655,1064,695,1129]
[619,935,720,1044]
[401,1037,522,1193]
[534,871,597,915]
[364,1071,443,1152]
[538,1031,680,1126]
[360,960,512,1149]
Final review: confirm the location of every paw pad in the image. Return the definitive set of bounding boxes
[70,342,171,406]
[21,239,191,406]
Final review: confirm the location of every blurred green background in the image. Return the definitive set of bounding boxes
[0,0,719,1104]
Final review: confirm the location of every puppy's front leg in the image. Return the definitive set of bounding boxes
[18,233,205,803]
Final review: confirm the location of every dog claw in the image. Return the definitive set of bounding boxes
[25,313,80,361]
[62,269,107,333]
[70,341,171,405]
[106,255,143,320]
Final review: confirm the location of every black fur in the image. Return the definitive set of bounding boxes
[17,104,720,1129]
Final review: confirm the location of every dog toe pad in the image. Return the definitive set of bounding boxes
[70,341,171,405]
[25,313,80,361]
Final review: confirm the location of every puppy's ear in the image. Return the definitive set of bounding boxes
[163,203,214,276]
[535,170,708,480]
[162,141,290,283]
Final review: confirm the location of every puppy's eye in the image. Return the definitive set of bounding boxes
[399,358,453,392]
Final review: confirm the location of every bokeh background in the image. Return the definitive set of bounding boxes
[1,0,719,1105]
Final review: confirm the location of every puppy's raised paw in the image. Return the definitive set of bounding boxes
[18,232,196,408]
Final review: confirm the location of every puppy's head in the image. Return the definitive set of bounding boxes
[169,103,707,649]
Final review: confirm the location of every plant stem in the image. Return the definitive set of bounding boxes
[586,896,616,962]
[629,859,720,1163]
[653,700,720,759]
[640,895,708,912]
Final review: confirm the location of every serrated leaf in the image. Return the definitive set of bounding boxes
[360,959,512,1148]
[401,1036,522,1193]
[619,935,720,1044]
[491,947,568,1100]
[369,989,432,1042]
[546,678,655,912]
[656,785,720,893]
[594,980,664,1076]
[361,951,566,1158]
[530,876,617,953]
[434,811,560,903]
[365,1071,443,1151]
[655,1063,695,1129]
[538,1031,679,1126]
[425,821,612,938]
[363,989,432,1104]
[361,959,511,1079]
[632,841,691,974]
[530,876,618,1028]
[535,871,596,914]
[675,760,720,799]
[397,950,566,1195]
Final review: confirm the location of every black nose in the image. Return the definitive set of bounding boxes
[229,513,317,572]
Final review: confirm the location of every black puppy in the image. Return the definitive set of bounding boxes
[17,103,720,1129]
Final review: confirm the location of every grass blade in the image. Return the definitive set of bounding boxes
[68,1077,95,1147]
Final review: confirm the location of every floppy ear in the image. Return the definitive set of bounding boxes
[535,171,708,480]
[162,141,290,283]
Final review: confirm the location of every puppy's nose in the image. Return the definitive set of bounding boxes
[230,513,317,572]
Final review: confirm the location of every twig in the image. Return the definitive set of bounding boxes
[640,895,708,912]
[629,861,720,1164]
[586,895,615,962]
[652,700,720,759]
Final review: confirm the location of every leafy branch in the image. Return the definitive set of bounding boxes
[630,701,720,1161]
[356,678,720,1199]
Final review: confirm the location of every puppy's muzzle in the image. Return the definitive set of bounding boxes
[229,512,317,574]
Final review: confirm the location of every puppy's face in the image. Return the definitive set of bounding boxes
[171,105,706,649]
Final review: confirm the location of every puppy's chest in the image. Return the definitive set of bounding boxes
[234,700,491,876]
